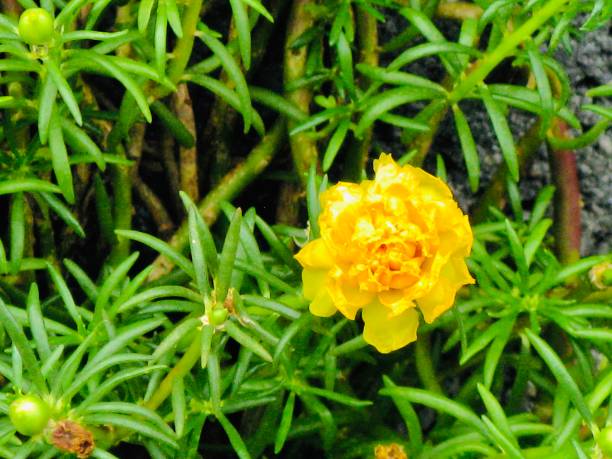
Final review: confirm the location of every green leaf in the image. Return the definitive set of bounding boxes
[299,383,371,408]
[216,411,252,459]
[215,208,242,303]
[115,229,195,279]
[241,0,274,22]
[46,262,86,334]
[88,317,165,367]
[224,320,272,362]
[61,118,105,170]
[171,377,186,437]
[166,0,183,38]
[49,109,75,203]
[138,0,156,32]
[0,297,47,393]
[154,0,168,72]
[68,51,152,122]
[336,32,355,97]
[477,383,518,448]
[481,415,525,459]
[200,324,214,368]
[389,42,482,71]
[461,315,516,365]
[356,86,442,137]
[9,192,24,274]
[87,413,178,448]
[197,27,252,132]
[483,320,513,389]
[524,219,552,266]
[38,74,57,144]
[452,104,480,192]
[250,86,307,122]
[152,318,200,362]
[92,252,140,327]
[26,284,51,361]
[356,64,446,94]
[229,0,251,70]
[322,119,351,172]
[480,85,519,182]
[151,102,195,148]
[46,59,83,126]
[38,192,86,238]
[527,46,554,132]
[504,219,529,288]
[186,75,264,135]
[83,402,174,439]
[399,7,462,76]
[380,386,487,437]
[524,328,593,426]
[383,376,423,453]
[0,179,61,196]
[274,391,295,453]
[253,216,301,275]
[528,185,555,230]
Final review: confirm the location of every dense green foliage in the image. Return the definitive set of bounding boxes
[0,0,610,457]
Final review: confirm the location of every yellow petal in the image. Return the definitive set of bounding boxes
[327,278,373,320]
[295,239,334,269]
[310,289,336,317]
[362,300,419,353]
[302,268,327,301]
[377,290,415,317]
[417,257,474,323]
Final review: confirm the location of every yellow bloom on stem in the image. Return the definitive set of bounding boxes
[295,154,474,353]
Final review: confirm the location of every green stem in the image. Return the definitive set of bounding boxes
[343,6,379,181]
[166,0,205,86]
[414,332,443,394]
[448,0,569,104]
[145,333,202,410]
[149,118,287,280]
[284,0,319,186]
[107,146,132,266]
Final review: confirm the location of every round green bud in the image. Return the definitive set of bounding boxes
[9,394,51,436]
[18,8,54,46]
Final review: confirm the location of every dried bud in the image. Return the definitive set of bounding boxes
[51,420,95,459]
[374,443,408,459]
[589,262,612,290]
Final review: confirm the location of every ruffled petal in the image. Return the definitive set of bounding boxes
[362,301,419,353]
[417,257,474,323]
[327,277,373,320]
[295,239,334,269]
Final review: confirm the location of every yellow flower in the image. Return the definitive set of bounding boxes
[295,154,474,353]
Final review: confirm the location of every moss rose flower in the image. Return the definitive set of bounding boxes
[295,154,474,353]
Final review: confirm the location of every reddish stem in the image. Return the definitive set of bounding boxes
[547,119,581,264]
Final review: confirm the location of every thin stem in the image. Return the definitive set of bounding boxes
[343,5,379,181]
[149,118,287,281]
[145,333,202,411]
[448,0,569,104]
[547,119,581,265]
[172,84,199,201]
[414,332,443,394]
[285,0,319,186]
[166,0,205,86]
